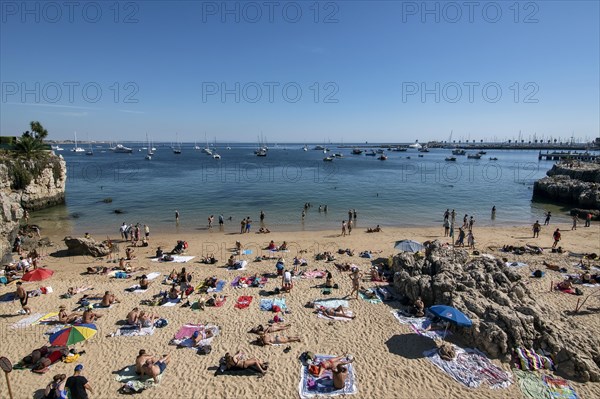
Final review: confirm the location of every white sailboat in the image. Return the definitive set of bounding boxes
[194,141,201,150]
[202,134,212,155]
[145,134,153,160]
[173,133,182,154]
[408,140,422,149]
[51,144,64,151]
[71,132,85,152]
[85,136,93,156]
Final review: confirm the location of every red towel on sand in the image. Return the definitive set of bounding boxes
[234,295,253,309]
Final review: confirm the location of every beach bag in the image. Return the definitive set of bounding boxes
[154,318,168,328]
[575,288,583,296]
[197,345,212,355]
[0,276,7,284]
[533,270,543,278]
[118,381,145,394]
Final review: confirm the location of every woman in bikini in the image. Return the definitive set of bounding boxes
[225,351,268,374]
[249,324,291,334]
[314,355,353,377]
[317,305,355,319]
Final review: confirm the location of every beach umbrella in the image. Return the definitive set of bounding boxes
[49,324,97,346]
[22,268,54,282]
[429,305,472,327]
[394,240,425,253]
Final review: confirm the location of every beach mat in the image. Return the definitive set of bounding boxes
[317,310,354,322]
[298,354,357,399]
[11,313,44,329]
[34,312,60,325]
[207,280,227,293]
[109,325,155,337]
[146,272,161,280]
[409,319,452,340]
[543,375,579,399]
[161,298,181,307]
[234,295,253,309]
[170,324,219,348]
[302,270,326,279]
[515,370,552,399]
[505,262,528,267]
[151,256,195,263]
[114,365,161,390]
[314,299,349,309]
[259,297,287,311]
[358,291,382,304]
[424,346,512,389]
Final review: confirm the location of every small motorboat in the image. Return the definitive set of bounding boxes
[378,155,388,160]
[467,153,482,159]
[452,149,466,155]
[323,156,334,162]
[418,154,424,157]
[445,157,457,161]
[489,157,498,161]
[365,150,376,156]
[478,150,487,155]
[352,148,363,155]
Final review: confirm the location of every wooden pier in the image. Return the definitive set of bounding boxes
[538,151,600,162]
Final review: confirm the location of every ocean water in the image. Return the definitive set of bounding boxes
[30,143,582,236]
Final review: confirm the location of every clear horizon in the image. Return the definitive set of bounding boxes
[1,1,599,142]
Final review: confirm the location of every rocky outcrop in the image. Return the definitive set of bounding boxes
[533,162,600,213]
[0,154,66,262]
[63,236,110,257]
[392,241,600,382]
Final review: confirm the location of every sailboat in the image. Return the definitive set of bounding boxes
[202,134,212,155]
[85,136,93,156]
[145,134,153,160]
[194,141,201,150]
[51,144,64,151]
[173,134,182,154]
[303,144,308,151]
[71,132,85,153]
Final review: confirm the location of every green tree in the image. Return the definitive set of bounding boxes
[14,121,48,155]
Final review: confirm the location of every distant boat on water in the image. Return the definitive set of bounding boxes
[173,134,182,154]
[408,140,422,149]
[445,156,457,161]
[323,156,333,162]
[112,144,133,153]
[352,148,363,155]
[365,150,376,156]
[418,146,430,152]
[71,132,85,153]
[452,149,466,155]
[378,154,388,160]
[51,145,64,151]
[467,153,482,159]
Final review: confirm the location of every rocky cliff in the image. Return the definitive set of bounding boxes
[533,162,600,213]
[392,241,600,382]
[0,153,66,261]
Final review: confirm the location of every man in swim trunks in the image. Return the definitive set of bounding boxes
[100,291,120,307]
[82,306,102,323]
[141,354,171,383]
[135,350,153,375]
[16,281,31,314]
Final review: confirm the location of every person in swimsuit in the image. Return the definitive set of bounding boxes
[249,324,291,334]
[138,311,158,328]
[58,305,81,324]
[16,282,31,314]
[135,350,153,375]
[348,269,362,299]
[316,305,355,319]
[126,308,140,325]
[225,351,268,374]
[315,354,354,377]
[100,291,120,307]
[187,328,214,347]
[258,332,301,346]
[141,354,171,383]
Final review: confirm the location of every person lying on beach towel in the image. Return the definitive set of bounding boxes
[65,286,94,297]
[86,266,107,275]
[101,291,120,307]
[256,332,301,346]
[223,351,268,374]
[19,346,70,373]
[196,294,227,309]
[140,354,171,383]
[366,225,382,233]
[177,329,215,348]
[248,323,291,334]
[309,354,354,377]
[82,306,103,323]
[58,305,82,324]
[313,304,355,319]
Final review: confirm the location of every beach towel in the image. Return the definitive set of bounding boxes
[514,370,552,399]
[302,270,326,279]
[424,346,512,389]
[170,324,219,348]
[314,299,349,309]
[514,348,554,371]
[93,303,113,309]
[409,319,452,340]
[45,324,70,335]
[242,249,253,255]
[358,290,382,304]
[161,298,181,307]
[391,310,420,325]
[109,325,155,337]
[234,295,253,309]
[146,272,161,280]
[231,275,265,288]
[505,262,528,268]
[114,365,161,390]
[259,297,287,311]
[34,312,60,325]
[151,255,195,263]
[11,313,43,329]
[298,354,358,399]
[228,260,248,271]
[543,375,579,399]
[207,280,227,293]
[125,285,148,293]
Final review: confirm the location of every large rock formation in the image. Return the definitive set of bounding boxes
[0,154,66,262]
[533,162,600,213]
[63,236,110,257]
[392,241,600,382]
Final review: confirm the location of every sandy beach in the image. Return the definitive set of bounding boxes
[2,222,599,399]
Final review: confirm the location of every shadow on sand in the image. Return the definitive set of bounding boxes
[385,333,436,360]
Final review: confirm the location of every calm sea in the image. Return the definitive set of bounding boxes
[30,143,583,236]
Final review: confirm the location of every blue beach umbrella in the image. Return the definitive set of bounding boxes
[394,240,425,253]
[428,305,472,327]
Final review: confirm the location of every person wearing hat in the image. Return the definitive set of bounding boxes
[58,305,82,324]
[65,364,93,399]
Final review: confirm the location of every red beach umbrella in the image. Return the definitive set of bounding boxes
[22,268,54,281]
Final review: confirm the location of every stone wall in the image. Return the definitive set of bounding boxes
[0,154,66,262]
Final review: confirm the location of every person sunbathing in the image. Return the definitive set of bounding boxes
[543,261,562,271]
[334,262,351,272]
[370,267,386,281]
[258,227,270,234]
[412,297,425,317]
[101,291,120,307]
[557,279,574,291]
[168,284,180,300]
[267,241,277,251]
[135,350,153,375]
[312,355,354,377]
[67,286,93,296]
[249,323,291,334]
[179,329,215,348]
[224,351,268,374]
[201,254,218,264]
[82,306,102,323]
[325,271,334,288]
[58,305,81,324]
[141,354,171,383]
[168,269,178,281]
[125,247,136,260]
[126,308,140,325]
[138,311,158,328]
[138,275,151,290]
[204,276,218,288]
[359,287,377,300]
[258,332,301,346]
[279,241,288,251]
[86,266,107,275]
[315,305,355,319]
[155,247,164,258]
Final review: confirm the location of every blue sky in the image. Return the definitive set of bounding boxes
[1,1,598,143]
